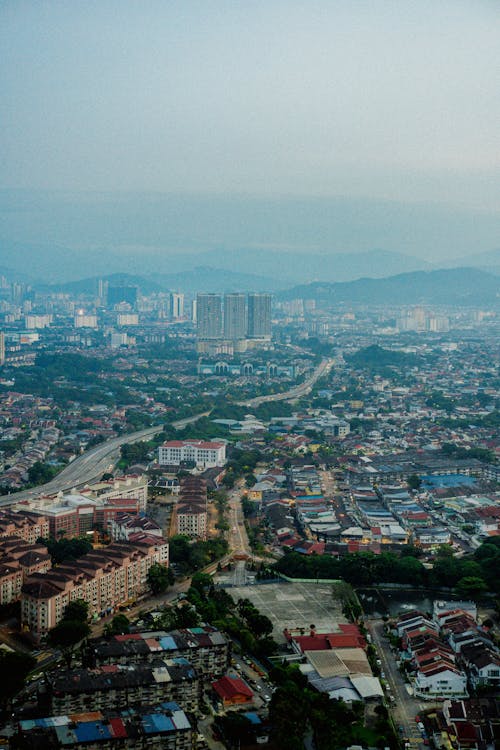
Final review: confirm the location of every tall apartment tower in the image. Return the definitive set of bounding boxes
[223,293,247,339]
[196,293,223,339]
[247,293,272,340]
[170,292,184,320]
[0,332,5,366]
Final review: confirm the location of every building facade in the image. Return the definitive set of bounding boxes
[21,537,169,639]
[158,440,226,468]
[247,293,272,340]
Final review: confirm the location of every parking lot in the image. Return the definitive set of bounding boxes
[229,581,346,642]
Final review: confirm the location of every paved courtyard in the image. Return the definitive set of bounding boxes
[228,581,346,642]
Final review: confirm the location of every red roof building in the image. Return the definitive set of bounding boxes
[212,676,254,706]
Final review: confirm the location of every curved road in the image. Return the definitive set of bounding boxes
[0,412,209,506]
[2,357,332,506]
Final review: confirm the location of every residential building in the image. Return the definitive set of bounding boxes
[21,537,169,639]
[247,293,271,340]
[170,292,184,320]
[0,509,49,543]
[196,293,223,339]
[18,702,193,750]
[48,658,199,715]
[85,626,230,677]
[223,293,247,340]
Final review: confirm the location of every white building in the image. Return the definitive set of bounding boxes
[158,440,226,469]
[74,313,98,328]
[414,664,468,700]
[117,313,139,326]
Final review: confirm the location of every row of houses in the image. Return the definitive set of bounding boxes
[394,601,500,700]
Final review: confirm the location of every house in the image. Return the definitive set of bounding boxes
[212,676,254,707]
[414,661,468,700]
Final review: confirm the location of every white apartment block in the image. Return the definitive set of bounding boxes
[158,440,226,469]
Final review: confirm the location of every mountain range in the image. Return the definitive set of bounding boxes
[22,266,498,308]
[279,267,499,307]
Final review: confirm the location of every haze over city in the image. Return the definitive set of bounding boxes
[0,4,499,750]
[1,1,499,277]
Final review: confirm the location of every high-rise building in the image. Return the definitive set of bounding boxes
[223,293,247,339]
[0,332,4,365]
[196,293,223,339]
[170,292,184,319]
[247,293,272,339]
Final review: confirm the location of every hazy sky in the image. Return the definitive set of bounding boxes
[1,1,499,212]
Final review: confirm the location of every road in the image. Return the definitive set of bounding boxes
[240,357,333,408]
[368,619,430,749]
[1,357,332,507]
[0,412,210,506]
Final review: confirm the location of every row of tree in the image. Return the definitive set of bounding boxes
[274,541,499,599]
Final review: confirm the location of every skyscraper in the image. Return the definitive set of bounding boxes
[170,292,184,320]
[0,332,5,366]
[247,293,272,339]
[196,293,223,339]
[223,293,247,340]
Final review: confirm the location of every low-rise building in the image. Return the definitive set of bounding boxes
[18,701,192,750]
[85,626,230,676]
[47,658,199,715]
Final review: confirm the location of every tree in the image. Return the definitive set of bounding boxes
[147,563,174,594]
[455,576,488,600]
[407,474,421,490]
[64,599,89,623]
[104,614,130,636]
[48,620,91,667]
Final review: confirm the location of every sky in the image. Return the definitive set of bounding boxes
[0,1,499,265]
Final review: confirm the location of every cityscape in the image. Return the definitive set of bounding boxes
[1,3,499,750]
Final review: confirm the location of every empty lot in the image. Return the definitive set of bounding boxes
[229,581,346,642]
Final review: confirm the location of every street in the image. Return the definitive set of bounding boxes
[368,619,433,749]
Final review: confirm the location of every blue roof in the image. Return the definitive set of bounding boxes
[141,714,173,734]
[159,636,177,650]
[244,712,262,725]
[74,721,112,742]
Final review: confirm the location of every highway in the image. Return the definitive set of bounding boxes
[2,356,332,506]
[240,357,333,408]
[0,412,210,506]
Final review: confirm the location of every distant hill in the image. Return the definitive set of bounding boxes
[445,248,500,277]
[279,267,500,306]
[45,267,283,295]
[154,266,287,292]
[46,273,165,296]
[173,247,433,284]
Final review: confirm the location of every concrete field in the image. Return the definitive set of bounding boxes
[228,581,346,643]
